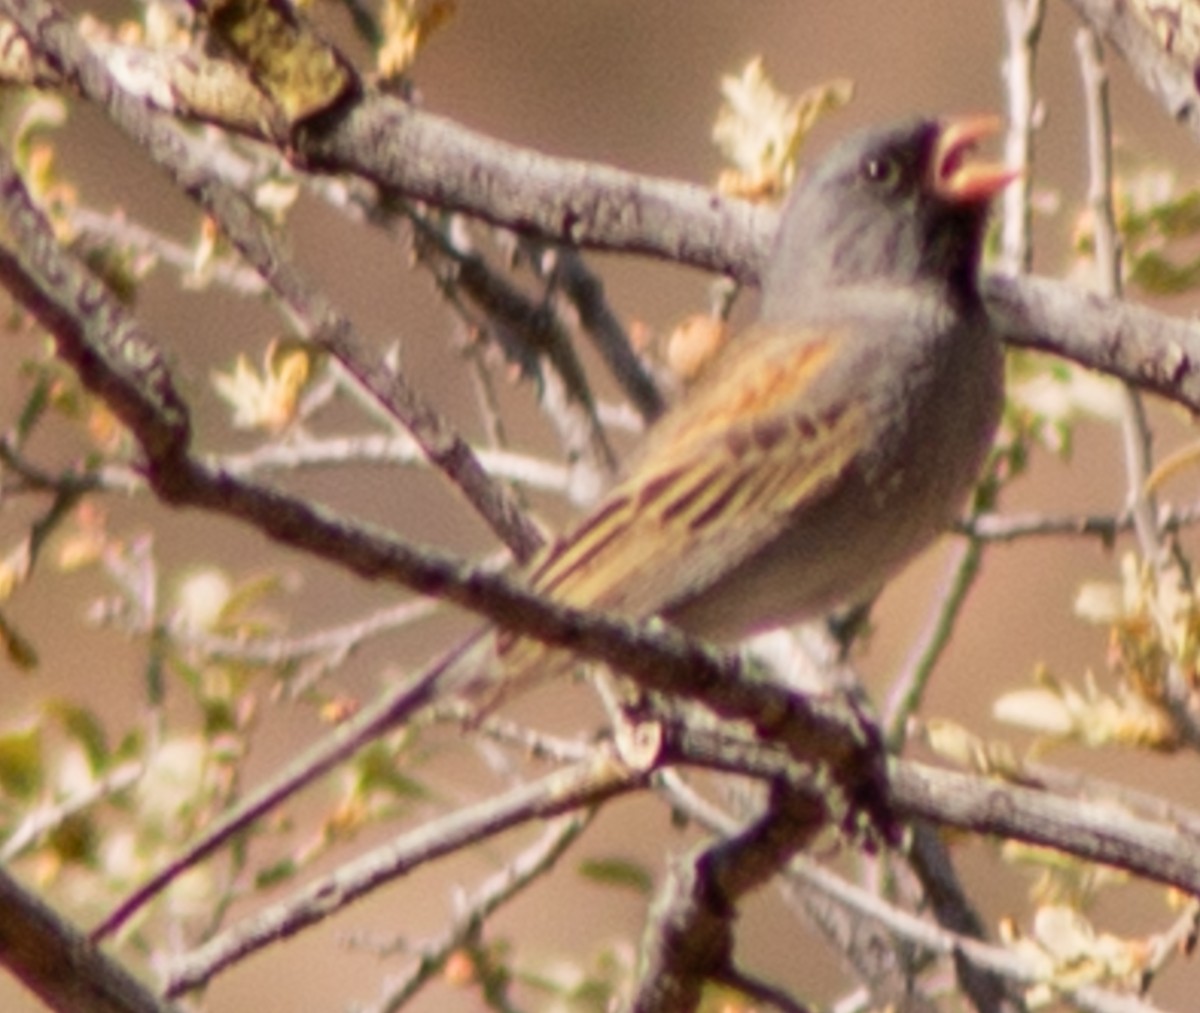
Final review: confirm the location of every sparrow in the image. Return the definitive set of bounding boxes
[480,116,1016,698]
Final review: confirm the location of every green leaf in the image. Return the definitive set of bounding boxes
[12,93,67,158]
[0,722,43,799]
[0,610,38,671]
[255,857,298,889]
[45,700,109,772]
[47,811,98,866]
[15,371,51,442]
[352,741,430,801]
[1151,188,1200,239]
[577,856,654,896]
[201,695,239,737]
[1128,249,1200,295]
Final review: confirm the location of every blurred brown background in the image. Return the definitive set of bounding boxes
[3,1,1200,1010]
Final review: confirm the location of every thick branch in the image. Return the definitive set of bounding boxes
[300,97,1200,417]
[3,6,1200,419]
[983,273,1200,412]
[632,789,824,1013]
[0,865,177,1013]
[0,139,888,942]
[670,729,1200,900]
[298,92,773,281]
[893,761,1200,894]
[0,0,545,561]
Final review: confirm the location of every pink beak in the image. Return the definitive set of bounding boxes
[932,115,1021,204]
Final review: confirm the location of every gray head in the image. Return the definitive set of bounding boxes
[760,116,1015,323]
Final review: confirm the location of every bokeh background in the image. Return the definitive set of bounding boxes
[3,1,1200,1009]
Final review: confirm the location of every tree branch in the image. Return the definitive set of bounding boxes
[0,865,177,1013]
[0,0,546,562]
[3,3,1200,420]
[164,755,637,997]
[1061,0,1200,142]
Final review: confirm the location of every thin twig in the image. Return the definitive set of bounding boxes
[1077,26,1200,750]
[181,598,441,666]
[884,0,1044,752]
[1077,32,1154,552]
[3,9,1200,417]
[999,0,1045,276]
[540,244,666,424]
[164,755,639,997]
[219,434,572,493]
[427,701,591,765]
[659,764,1158,1013]
[406,205,618,483]
[68,206,267,296]
[1062,0,1200,141]
[882,539,983,749]
[1140,901,1200,993]
[882,0,1045,755]
[0,760,142,862]
[361,814,591,1013]
[0,0,545,563]
[960,501,1200,543]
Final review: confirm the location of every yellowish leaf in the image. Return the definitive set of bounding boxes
[212,338,312,433]
[713,58,852,201]
[379,0,457,78]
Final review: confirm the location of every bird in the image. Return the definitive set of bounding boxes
[470,115,1017,703]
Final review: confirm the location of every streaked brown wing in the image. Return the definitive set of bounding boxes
[526,327,865,619]
[485,326,868,696]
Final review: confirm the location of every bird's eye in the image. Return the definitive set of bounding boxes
[862,154,902,190]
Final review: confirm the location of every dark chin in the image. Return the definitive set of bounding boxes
[923,204,988,294]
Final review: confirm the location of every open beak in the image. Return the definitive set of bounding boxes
[931,115,1020,203]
